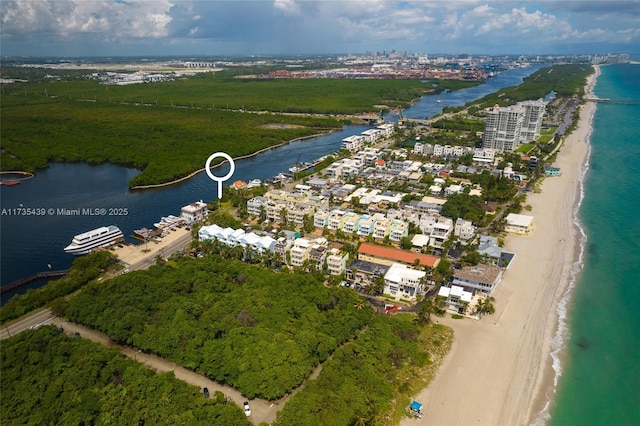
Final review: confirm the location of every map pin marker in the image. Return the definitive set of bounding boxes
[205,152,235,199]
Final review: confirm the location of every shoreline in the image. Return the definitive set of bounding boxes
[400,67,598,426]
[129,130,334,190]
[529,64,600,425]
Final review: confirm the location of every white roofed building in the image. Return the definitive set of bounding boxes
[341,135,365,151]
[438,285,473,313]
[505,213,535,234]
[181,201,208,223]
[454,218,476,242]
[326,248,349,276]
[383,263,427,301]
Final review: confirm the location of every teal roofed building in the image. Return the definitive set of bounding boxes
[544,165,562,176]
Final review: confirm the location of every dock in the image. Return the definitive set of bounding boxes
[2,270,69,294]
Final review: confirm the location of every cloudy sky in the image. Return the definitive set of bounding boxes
[1,0,638,57]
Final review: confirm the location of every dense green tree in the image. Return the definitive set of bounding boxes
[64,256,373,400]
[1,326,247,425]
[442,193,486,224]
[1,251,116,324]
[274,315,451,426]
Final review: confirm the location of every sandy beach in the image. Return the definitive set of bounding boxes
[402,69,598,426]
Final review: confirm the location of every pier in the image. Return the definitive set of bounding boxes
[2,270,69,294]
[584,97,640,105]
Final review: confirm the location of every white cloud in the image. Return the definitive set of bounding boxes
[1,0,173,39]
[273,0,301,15]
[0,1,637,56]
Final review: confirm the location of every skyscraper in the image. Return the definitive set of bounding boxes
[482,100,547,151]
[519,100,547,142]
[482,104,525,151]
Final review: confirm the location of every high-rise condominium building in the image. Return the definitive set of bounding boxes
[482,100,546,151]
[482,104,525,152]
[519,100,547,142]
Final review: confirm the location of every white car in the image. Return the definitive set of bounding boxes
[243,401,252,417]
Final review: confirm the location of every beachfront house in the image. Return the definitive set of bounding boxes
[452,264,503,295]
[438,285,473,313]
[383,263,427,301]
[505,213,535,235]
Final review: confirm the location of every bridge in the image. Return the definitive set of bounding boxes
[2,270,69,294]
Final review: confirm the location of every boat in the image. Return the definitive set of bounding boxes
[64,225,124,255]
[134,228,152,239]
[0,180,20,186]
[289,162,314,174]
[153,215,184,229]
[134,227,163,240]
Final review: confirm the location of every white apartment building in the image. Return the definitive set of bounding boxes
[430,217,453,249]
[388,220,409,242]
[454,218,476,242]
[452,264,503,295]
[453,146,466,157]
[419,215,453,249]
[438,285,473,313]
[519,100,547,142]
[327,210,346,231]
[354,147,381,165]
[482,104,525,152]
[326,248,349,275]
[180,201,208,223]
[383,263,427,301]
[247,196,268,217]
[373,217,392,240]
[357,213,384,237]
[414,142,435,156]
[314,209,330,229]
[289,238,312,267]
[377,123,395,138]
[273,237,291,261]
[361,128,382,143]
[325,158,363,179]
[341,212,362,234]
[341,135,365,151]
[473,148,496,163]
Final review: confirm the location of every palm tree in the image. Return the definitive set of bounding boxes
[416,298,435,325]
[279,207,288,225]
[475,296,496,316]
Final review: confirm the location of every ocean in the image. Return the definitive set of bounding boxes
[548,64,640,425]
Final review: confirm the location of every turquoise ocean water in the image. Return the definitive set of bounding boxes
[548,64,640,425]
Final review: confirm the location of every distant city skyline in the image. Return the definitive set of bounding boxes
[1,1,638,57]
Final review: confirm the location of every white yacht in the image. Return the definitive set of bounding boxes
[64,225,124,255]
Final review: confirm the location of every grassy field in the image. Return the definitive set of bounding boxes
[0,67,479,186]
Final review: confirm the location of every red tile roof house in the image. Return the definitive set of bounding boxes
[357,242,440,269]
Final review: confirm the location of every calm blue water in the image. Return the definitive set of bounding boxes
[548,64,640,425]
[0,65,543,301]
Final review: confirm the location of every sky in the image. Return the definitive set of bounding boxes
[1,0,638,57]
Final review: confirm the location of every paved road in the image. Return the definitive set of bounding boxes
[128,231,193,272]
[0,308,56,339]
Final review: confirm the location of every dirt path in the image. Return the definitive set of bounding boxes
[51,318,284,425]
